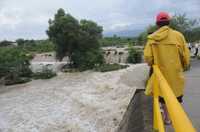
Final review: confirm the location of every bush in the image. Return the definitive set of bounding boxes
[127,47,142,64]
[71,50,104,71]
[0,47,57,85]
[95,63,129,72]
[32,68,57,79]
[0,47,32,85]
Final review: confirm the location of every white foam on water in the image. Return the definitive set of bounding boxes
[0,64,149,132]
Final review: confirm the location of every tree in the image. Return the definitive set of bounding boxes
[170,14,200,42]
[16,39,25,46]
[137,13,200,45]
[47,8,80,61]
[47,8,104,70]
[127,46,142,64]
[0,47,32,85]
[72,20,104,70]
[136,31,147,45]
[77,20,103,51]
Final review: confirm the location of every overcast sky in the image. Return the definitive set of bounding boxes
[0,0,200,40]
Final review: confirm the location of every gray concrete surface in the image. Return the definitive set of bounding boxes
[117,90,153,132]
[166,59,200,132]
[183,59,200,131]
[117,60,200,132]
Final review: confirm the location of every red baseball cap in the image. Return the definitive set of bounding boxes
[156,12,171,23]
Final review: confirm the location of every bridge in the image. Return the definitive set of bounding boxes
[184,60,200,131]
[118,59,200,132]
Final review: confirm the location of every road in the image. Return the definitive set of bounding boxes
[183,59,200,131]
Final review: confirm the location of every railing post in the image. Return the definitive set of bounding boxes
[153,65,196,132]
[153,73,165,132]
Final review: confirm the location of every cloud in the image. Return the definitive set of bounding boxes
[0,0,200,40]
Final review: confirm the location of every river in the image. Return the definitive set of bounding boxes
[0,63,149,132]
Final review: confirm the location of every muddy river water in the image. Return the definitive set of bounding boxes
[0,64,148,132]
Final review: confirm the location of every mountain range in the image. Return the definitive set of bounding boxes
[103,28,144,37]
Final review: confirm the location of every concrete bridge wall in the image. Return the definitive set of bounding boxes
[117,90,153,132]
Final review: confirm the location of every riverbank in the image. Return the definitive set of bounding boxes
[0,64,149,132]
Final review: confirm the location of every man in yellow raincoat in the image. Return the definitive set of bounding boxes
[144,12,190,124]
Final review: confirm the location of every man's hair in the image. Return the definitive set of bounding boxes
[156,21,170,27]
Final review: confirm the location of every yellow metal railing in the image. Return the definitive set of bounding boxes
[152,65,196,132]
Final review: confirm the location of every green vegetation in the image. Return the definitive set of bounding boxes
[100,35,136,47]
[0,40,15,47]
[47,8,104,71]
[16,39,55,53]
[0,46,57,85]
[46,8,142,72]
[0,39,55,54]
[94,64,129,72]
[0,47,32,85]
[137,14,200,45]
[1,8,147,84]
[127,46,142,64]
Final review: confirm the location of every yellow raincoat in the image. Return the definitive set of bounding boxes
[144,26,190,97]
